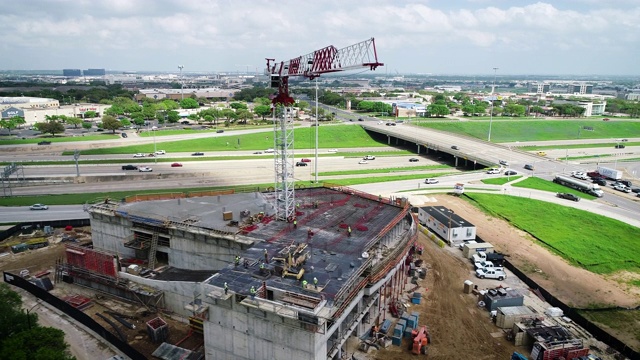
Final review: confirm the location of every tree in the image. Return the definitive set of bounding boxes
[236,109,253,125]
[81,121,93,130]
[84,110,97,118]
[37,120,65,136]
[101,115,121,134]
[11,116,26,129]
[0,118,17,135]
[229,102,248,110]
[297,100,309,112]
[161,99,180,111]
[120,118,131,127]
[0,284,75,360]
[167,110,180,123]
[66,117,83,129]
[427,104,450,117]
[253,105,272,120]
[180,98,199,109]
[253,97,271,106]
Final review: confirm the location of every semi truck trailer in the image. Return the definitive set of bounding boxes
[553,175,604,197]
[596,166,622,180]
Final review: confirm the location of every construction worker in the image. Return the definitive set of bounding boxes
[302,279,308,289]
[378,194,382,202]
[264,248,269,264]
[259,261,265,275]
[314,200,318,209]
[243,258,249,268]
[224,282,228,295]
[250,286,256,299]
[234,255,240,266]
[347,226,352,237]
[293,218,297,229]
[313,277,318,289]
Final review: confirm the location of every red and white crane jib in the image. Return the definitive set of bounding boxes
[266,37,383,105]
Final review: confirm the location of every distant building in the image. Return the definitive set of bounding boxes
[135,87,239,102]
[63,69,82,77]
[530,83,550,95]
[626,93,640,101]
[568,84,593,95]
[84,68,106,76]
[393,102,426,117]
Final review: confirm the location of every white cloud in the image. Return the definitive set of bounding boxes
[0,1,637,75]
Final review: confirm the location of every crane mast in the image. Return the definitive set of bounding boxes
[265,38,383,221]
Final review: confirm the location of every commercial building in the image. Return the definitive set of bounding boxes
[80,186,417,360]
[0,97,111,124]
[63,69,82,77]
[84,68,106,76]
[135,87,239,102]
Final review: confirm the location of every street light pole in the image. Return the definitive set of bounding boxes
[178,65,184,101]
[487,67,498,142]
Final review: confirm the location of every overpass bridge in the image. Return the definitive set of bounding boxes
[360,122,551,171]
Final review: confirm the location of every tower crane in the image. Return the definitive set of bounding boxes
[265,38,383,221]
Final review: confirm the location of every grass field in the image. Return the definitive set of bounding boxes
[0,133,121,144]
[511,177,597,199]
[417,120,640,142]
[76,126,387,155]
[481,176,523,185]
[317,164,451,176]
[464,193,640,275]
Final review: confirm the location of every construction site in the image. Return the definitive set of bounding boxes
[81,185,417,359]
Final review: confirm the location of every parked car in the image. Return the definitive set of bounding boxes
[37,141,51,145]
[180,120,190,125]
[451,145,459,150]
[170,163,183,167]
[363,155,376,160]
[615,144,625,149]
[155,150,166,155]
[29,203,49,210]
[424,178,439,184]
[121,133,128,138]
[499,160,509,166]
[409,158,419,162]
[301,158,311,163]
[556,193,580,202]
[122,165,138,170]
[358,160,368,164]
[295,162,308,167]
[138,166,153,172]
[191,152,204,156]
[524,164,534,170]
[133,153,145,158]
[504,170,517,176]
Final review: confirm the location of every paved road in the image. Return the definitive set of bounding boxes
[0,205,89,222]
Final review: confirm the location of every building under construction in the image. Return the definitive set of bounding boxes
[81,185,417,360]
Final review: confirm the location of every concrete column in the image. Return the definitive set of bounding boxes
[387,135,391,145]
[416,144,420,153]
[454,156,459,167]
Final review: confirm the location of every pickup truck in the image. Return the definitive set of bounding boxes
[475,268,507,280]
[474,260,501,270]
[472,251,505,265]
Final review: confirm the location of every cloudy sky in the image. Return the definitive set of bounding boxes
[1,0,638,76]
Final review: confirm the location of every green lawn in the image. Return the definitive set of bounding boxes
[417,120,640,143]
[520,142,640,151]
[75,126,388,155]
[317,164,451,176]
[511,177,597,200]
[481,176,523,185]
[0,133,121,144]
[464,193,640,275]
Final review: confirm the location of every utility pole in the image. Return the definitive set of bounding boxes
[487,67,498,142]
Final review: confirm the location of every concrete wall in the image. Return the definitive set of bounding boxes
[169,231,248,270]
[203,297,321,360]
[90,212,136,258]
[118,272,204,318]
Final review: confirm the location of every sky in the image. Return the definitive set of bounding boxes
[1,0,639,76]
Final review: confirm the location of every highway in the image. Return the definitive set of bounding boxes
[0,205,89,222]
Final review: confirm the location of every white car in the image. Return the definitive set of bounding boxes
[499,160,509,166]
[572,172,588,180]
[138,166,153,172]
[363,155,376,160]
[358,160,368,164]
[155,150,166,155]
[30,203,49,210]
[613,184,631,193]
[486,168,500,174]
[327,149,338,153]
[424,178,439,184]
[133,153,145,158]
[264,148,275,153]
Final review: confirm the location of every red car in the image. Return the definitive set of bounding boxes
[171,162,183,167]
[301,158,311,163]
[603,118,610,121]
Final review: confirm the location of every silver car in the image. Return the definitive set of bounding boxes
[30,203,49,210]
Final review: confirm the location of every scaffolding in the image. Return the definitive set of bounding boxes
[273,105,296,221]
